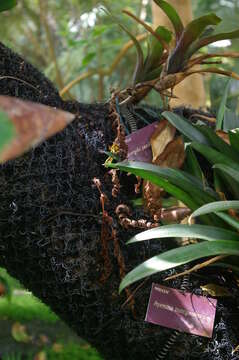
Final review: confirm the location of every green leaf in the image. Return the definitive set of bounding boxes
[108,161,198,210]
[119,240,239,292]
[0,0,17,12]
[216,79,230,130]
[107,160,217,208]
[103,8,144,85]
[168,13,221,73]
[153,0,184,40]
[197,125,238,162]
[229,128,239,152]
[216,212,239,231]
[162,111,210,145]
[81,52,96,67]
[213,164,239,185]
[0,110,15,153]
[190,201,239,219]
[224,109,239,131]
[143,66,162,82]
[91,25,108,37]
[128,224,239,244]
[103,151,120,161]
[191,142,239,171]
[188,29,239,58]
[184,145,205,182]
[144,26,172,76]
[210,262,239,274]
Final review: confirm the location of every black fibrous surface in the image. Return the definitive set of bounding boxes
[0,41,238,360]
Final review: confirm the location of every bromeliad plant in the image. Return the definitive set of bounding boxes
[106,107,239,293]
[108,0,239,104]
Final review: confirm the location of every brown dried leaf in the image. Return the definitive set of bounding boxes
[216,130,230,144]
[143,137,185,217]
[154,136,185,168]
[150,119,176,162]
[0,283,5,297]
[0,96,75,163]
[143,179,163,217]
[200,284,232,297]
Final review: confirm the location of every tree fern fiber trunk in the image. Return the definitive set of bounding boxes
[0,42,238,360]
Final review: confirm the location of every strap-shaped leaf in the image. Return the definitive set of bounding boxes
[144,26,172,73]
[153,0,184,40]
[224,109,239,131]
[216,79,231,130]
[184,145,205,183]
[187,29,239,58]
[119,240,239,292]
[197,124,238,162]
[190,201,239,219]
[168,13,221,73]
[107,160,218,208]
[162,111,210,145]
[214,164,239,185]
[103,8,144,85]
[191,142,239,171]
[128,224,239,244]
[143,66,162,82]
[229,129,239,152]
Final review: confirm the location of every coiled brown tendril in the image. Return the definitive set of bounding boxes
[116,204,159,230]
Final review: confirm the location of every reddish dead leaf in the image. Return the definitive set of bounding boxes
[143,137,185,218]
[0,95,75,163]
[143,179,163,217]
[150,119,176,162]
[216,130,230,144]
[0,283,5,297]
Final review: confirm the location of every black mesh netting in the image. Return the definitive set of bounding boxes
[0,42,238,360]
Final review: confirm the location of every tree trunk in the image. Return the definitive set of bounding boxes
[0,42,238,360]
[152,0,206,108]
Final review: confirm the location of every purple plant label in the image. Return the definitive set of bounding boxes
[145,283,217,338]
[125,122,159,162]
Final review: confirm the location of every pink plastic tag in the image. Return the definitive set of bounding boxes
[145,283,217,338]
[125,122,158,162]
